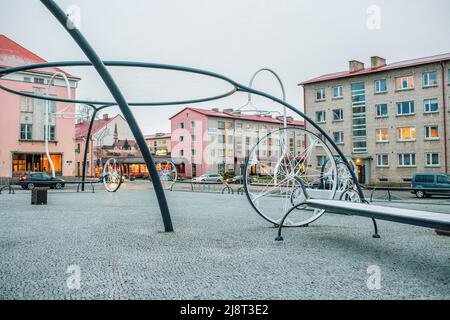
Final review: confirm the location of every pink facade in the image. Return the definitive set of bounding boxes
[0,35,79,177]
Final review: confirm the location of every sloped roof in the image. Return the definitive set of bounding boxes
[75,117,114,139]
[145,133,171,140]
[169,107,305,126]
[300,53,450,85]
[0,34,79,79]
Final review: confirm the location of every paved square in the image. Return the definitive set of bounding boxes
[1,188,449,299]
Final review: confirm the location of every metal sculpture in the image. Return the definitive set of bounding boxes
[156,161,178,190]
[102,158,123,192]
[0,0,373,235]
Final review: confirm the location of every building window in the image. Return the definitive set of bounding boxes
[23,77,31,82]
[351,82,367,153]
[316,88,326,101]
[333,132,344,144]
[317,155,326,167]
[397,127,416,141]
[424,98,439,113]
[316,111,326,123]
[375,104,388,117]
[179,136,184,142]
[398,153,416,167]
[20,96,34,112]
[376,128,389,142]
[332,86,343,99]
[237,123,243,130]
[218,121,225,129]
[423,71,438,87]
[20,124,32,140]
[245,136,250,145]
[395,76,414,90]
[425,153,440,167]
[376,154,389,167]
[191,149,197,156]
[425,125,439,140]
[180,149,184,156]
[34,77,45,84]
[396,101,415,116]
[180,122,184,129]
[44,125,56,141]
[218,135,225,143]
[375,79,387,93]
[191,135,196,142]
[191,121,196,128]
[332,109,343,121]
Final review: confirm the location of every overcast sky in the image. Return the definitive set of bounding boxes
[1,0,450,134]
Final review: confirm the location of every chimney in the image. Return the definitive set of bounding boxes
[349,60,365,72]
[370,56,386,68]
[212,108,219,112]
[102,114,109,120]
[223,108,234,114]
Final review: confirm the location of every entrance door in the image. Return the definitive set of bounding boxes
[192,164,197,177]
[356,164,366,184]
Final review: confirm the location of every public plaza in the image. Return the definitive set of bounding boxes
[1,184,449,300]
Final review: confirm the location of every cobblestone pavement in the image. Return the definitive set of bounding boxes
[0,188,449,299]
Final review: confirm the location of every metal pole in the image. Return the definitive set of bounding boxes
[41,0,173,232]
[81,106,99,191]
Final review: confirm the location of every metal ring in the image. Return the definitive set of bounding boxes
[0,60,238,106]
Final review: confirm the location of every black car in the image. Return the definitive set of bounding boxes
[19,172,65,190]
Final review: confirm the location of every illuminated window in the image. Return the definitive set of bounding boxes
[425,125,439,140]
[376,128,389,142]
[397,127,416,141]
[396,76,414,90]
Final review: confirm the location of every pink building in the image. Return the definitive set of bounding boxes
[170,107,304,178]
[0,35,80,177]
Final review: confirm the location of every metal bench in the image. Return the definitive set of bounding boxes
[275,199,450,241]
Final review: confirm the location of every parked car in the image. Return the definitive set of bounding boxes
[226,175,244,184]
[192,173,224,183]
[19,172,65,190]
[411,173,450,198]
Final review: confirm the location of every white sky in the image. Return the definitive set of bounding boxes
[1,0,450,135]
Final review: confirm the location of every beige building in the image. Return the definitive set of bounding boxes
[300,54,450,184]
[145,133,171,156]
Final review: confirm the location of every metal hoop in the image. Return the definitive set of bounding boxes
[102,158,123,192]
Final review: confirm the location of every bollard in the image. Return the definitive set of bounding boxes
[31,187,48,205]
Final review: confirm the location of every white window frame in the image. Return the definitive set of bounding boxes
[332,109,343,121]
[425,153,440,167]
[396,76,414,91]
[424,98,439,113]
[375,103,388,118]
[423,71,438,87]
[332,86,343,99]
[315,88,326,101]
[397,127,416,141]
[374,79,387,93]
[398,153,416,167]
[316,111,326,123]
[424,125,439,140]
[376,154,389,167]
[396,101,415,116]
[376,128,389,143]
[333,131,344,144]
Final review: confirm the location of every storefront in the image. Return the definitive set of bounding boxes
[12,152,63,176]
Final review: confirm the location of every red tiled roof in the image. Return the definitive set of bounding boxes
[299,53,450,85]
[75,118,114,139]
[0,34,80,79]
[169,107,305,126]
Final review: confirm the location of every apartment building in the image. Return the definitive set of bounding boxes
[0,35,80,177]
[145,133,171,156]
[300,54,450,184]
[169,107,304,178]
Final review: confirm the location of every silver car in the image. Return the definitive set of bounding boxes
[192,173,224,183]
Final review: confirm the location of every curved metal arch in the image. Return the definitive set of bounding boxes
[41,0,173,232]
[0,0,370,234]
